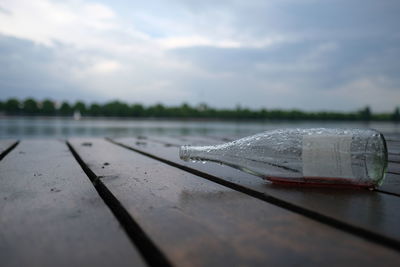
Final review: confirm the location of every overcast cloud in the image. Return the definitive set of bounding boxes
[0,0,399,111]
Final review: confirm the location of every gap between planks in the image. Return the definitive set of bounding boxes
[66,141,173,267]
[0,140,19,161]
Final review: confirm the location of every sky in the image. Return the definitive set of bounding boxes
[0,0,399,112]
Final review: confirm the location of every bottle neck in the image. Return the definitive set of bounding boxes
[179,145,191,161]
[179,145,220,162]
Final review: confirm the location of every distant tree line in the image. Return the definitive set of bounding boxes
[0,98,399,121]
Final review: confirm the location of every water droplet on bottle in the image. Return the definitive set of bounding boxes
[201,161,207,164]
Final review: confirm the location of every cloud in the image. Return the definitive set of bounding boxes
[0,0,399,111]
[88,60,121,73]
[0,34,90,100]
[0,0,118,46]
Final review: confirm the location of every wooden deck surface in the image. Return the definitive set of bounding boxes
[1,133,400,266]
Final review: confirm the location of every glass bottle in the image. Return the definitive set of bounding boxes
[179,128,388,188]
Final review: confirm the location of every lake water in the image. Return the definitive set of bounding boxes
[1,116,399,139]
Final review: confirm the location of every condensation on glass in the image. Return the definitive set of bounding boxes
[179,128,388,188]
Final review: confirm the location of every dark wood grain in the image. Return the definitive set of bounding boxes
[388,162,400,174]
[388,141,400,154]
[0,140,145,267]
[112,136,400,246]
[146,136,221,147]
[389,154,400,163]
[383,133,400,142]
[380,173,400,194]
[69,138,400,266]
[0,140,18,160]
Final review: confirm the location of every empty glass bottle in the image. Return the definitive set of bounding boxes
[179,128,388,188]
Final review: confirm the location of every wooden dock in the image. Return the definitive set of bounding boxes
[1,134,400,266]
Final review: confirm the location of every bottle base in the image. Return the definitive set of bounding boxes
[265,176,376,189]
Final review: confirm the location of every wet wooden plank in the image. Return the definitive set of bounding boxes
[389,148,400,155]
[388,138,400,147]
[388,163,400,174]
[147,136,220,146]
[383,133,400,142]
[389,154,400,163]
[0,140,145,267]
[0,140,18,160]
[380,173,400,194]
[69,138,400,266]
[112,136,400,245]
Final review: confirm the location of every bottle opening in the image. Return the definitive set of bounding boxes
[365,132,388,186]
[179,145,190,161]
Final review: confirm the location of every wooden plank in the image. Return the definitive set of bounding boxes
[389,146,400,155]
[0,140,145,267]
[149,136,220,146]
[384,133,400,143]
[388,139,400,148]
[380,173,400,194]
[388,162,400,174]
[69,138,400,266]
[0,140,18,160]
[112,136,400,245]
[389,154,400,163]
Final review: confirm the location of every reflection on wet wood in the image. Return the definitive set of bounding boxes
[0,140,145,267]
[68,138,400,266]
[112,136,400,246]
[3,135,400,266]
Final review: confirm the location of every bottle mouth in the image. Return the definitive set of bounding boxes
[365,132,388,187]
[179,145,190,161]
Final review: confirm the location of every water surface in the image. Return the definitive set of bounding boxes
[1,116,399,139]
